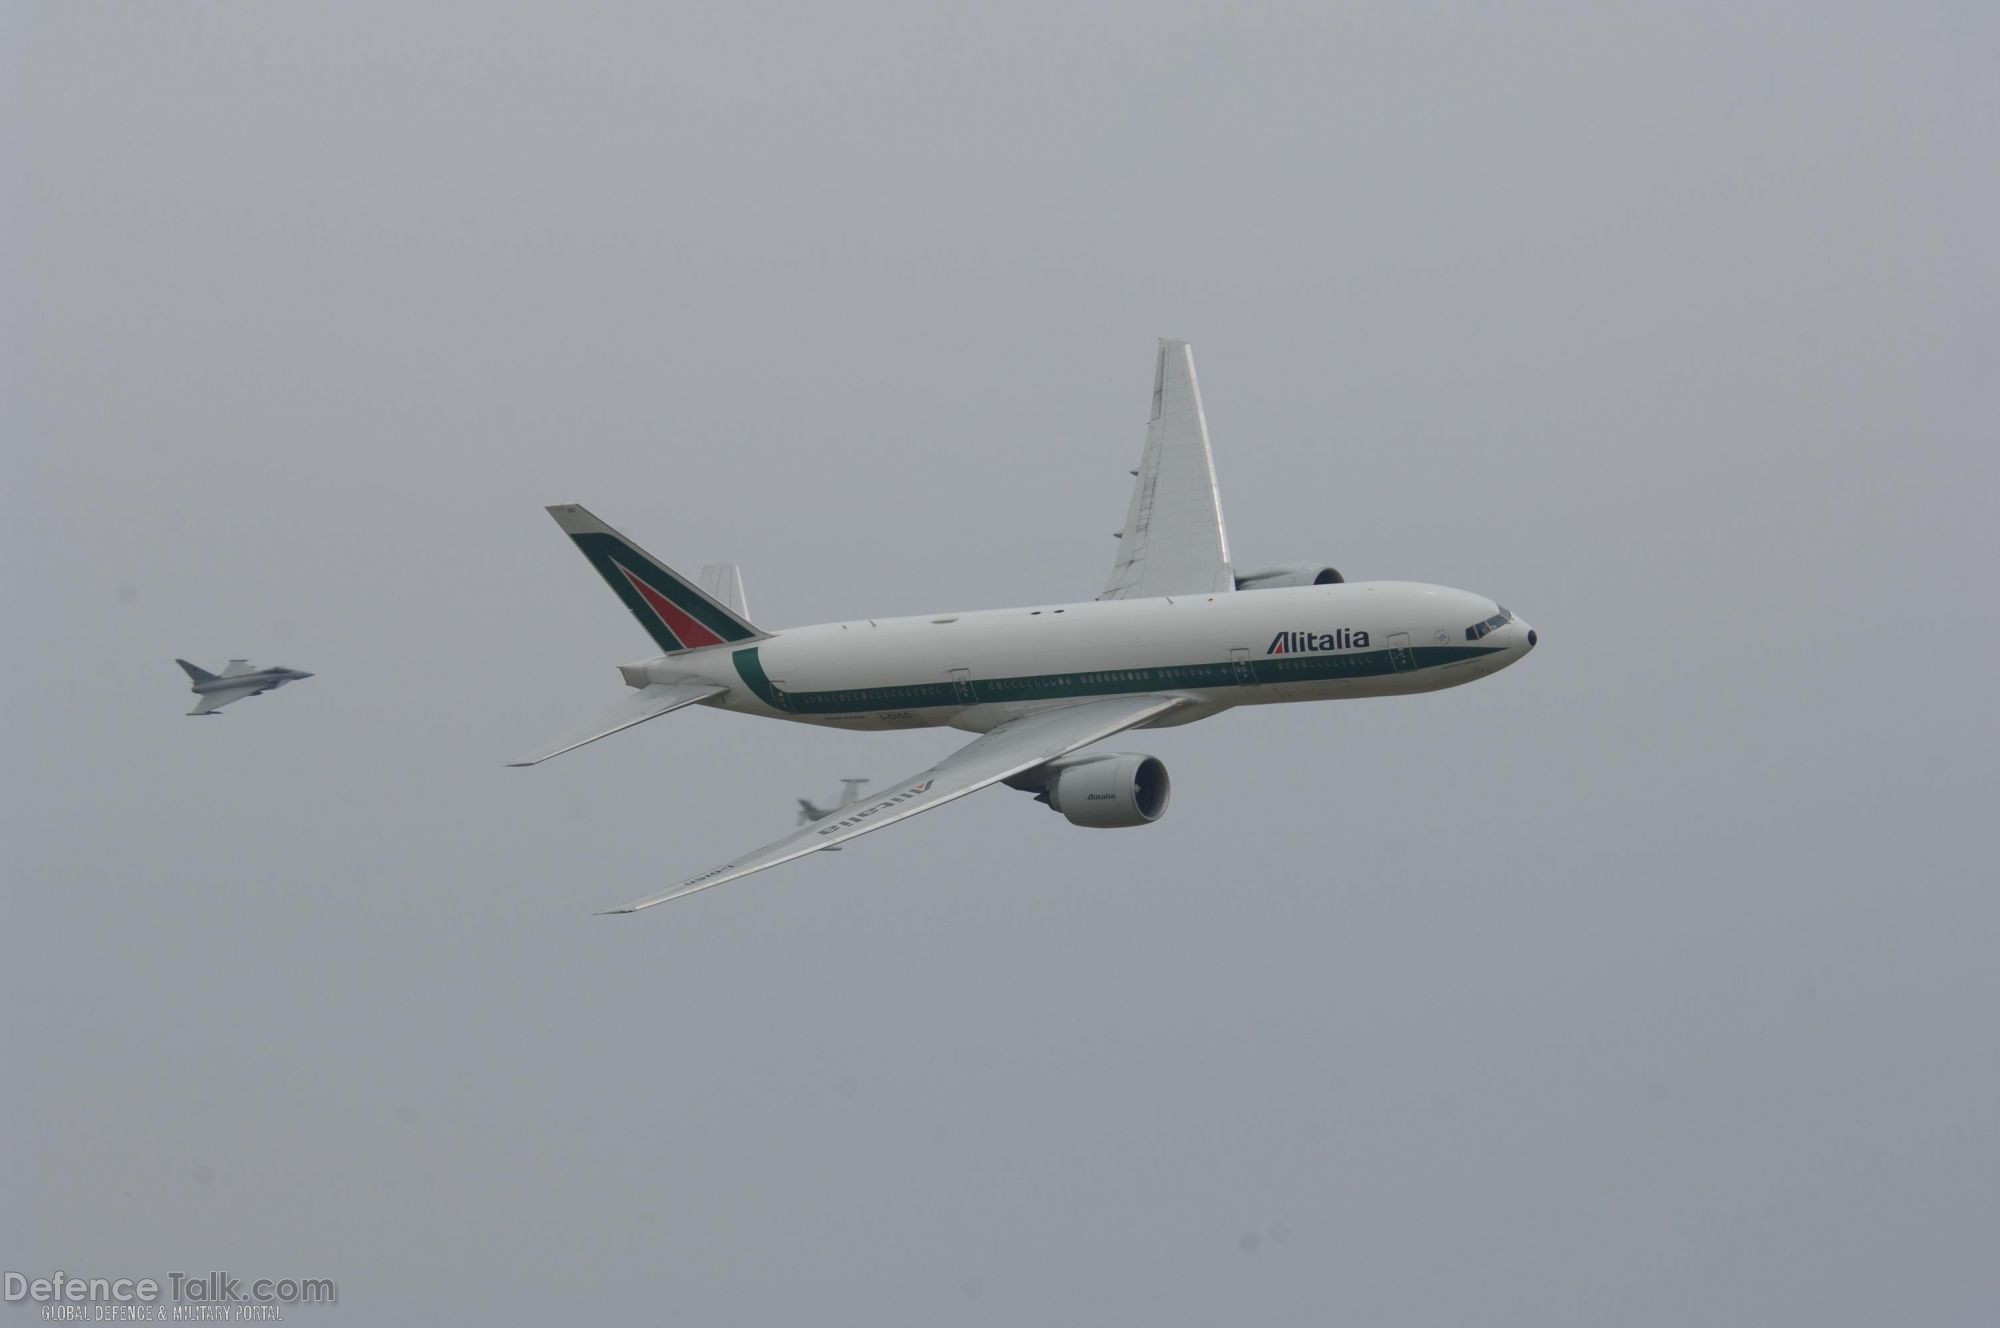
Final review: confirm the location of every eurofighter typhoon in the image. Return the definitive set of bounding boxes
[176,659,314,715]
[516,340,1538,913]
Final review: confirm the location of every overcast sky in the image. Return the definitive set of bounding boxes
[6,3,1997,1323]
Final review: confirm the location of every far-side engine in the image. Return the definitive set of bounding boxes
[1234,564,1344,590]
[1008,753,1172,829]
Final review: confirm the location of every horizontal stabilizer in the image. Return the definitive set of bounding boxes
[507,683,725,767]
[698,563,751,619]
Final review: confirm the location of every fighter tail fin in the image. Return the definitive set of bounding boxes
[544,505,765,654]
[176,659,217,683]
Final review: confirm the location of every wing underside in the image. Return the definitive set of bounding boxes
[601,693,1189,913]
[1099,340,1234,601]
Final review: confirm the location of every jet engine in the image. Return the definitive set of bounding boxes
[1024,753,1171,828]
[1234,564,1343,590]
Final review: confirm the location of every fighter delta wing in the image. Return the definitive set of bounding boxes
[1098,339,1235,601]
[600,695,1188,913]
[188,685,266,715]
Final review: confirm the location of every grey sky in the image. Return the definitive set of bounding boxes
[6,2,1997,1322]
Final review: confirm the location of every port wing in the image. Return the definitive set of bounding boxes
[600,694,1188,914]
[188,684,262,715]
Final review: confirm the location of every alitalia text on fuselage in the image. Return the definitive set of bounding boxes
[1267,627,1368,654]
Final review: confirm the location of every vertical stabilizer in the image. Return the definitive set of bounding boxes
[546,506,766,654]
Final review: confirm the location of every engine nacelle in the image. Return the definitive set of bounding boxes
[1037,753,1171,829]
[1234,564,1344,590]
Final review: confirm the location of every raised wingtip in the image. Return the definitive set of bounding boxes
[594,906,635,916]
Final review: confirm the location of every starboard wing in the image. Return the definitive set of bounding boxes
[1099,340,1235,601]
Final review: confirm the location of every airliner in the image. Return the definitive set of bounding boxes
[515,340,1536,913]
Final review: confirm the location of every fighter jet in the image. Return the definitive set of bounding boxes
[797,778,871,827]
[176,659,314,715]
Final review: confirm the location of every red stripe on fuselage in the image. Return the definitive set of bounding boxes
[614,561,724,649]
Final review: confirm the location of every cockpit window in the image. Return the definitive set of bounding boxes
[1464,607,1513,641]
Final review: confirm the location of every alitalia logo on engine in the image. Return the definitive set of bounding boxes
[1267,628,1370,654]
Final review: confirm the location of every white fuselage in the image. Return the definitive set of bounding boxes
[626,581,1535,734]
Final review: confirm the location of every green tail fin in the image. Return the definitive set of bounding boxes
[544,505,764,654]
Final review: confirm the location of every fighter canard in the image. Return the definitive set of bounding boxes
[176,659,314,715]
[514,339,1537,913]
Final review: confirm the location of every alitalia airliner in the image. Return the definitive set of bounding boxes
[517,340,1536,913]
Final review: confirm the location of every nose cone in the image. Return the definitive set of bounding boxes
[1490,619,1535,673]
[293,670,315,680]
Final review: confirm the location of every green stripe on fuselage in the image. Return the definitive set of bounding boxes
[732,643,1503,715]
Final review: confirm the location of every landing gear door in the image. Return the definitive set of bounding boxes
[1229,647,1258,687]
[1387,633,1415,672]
